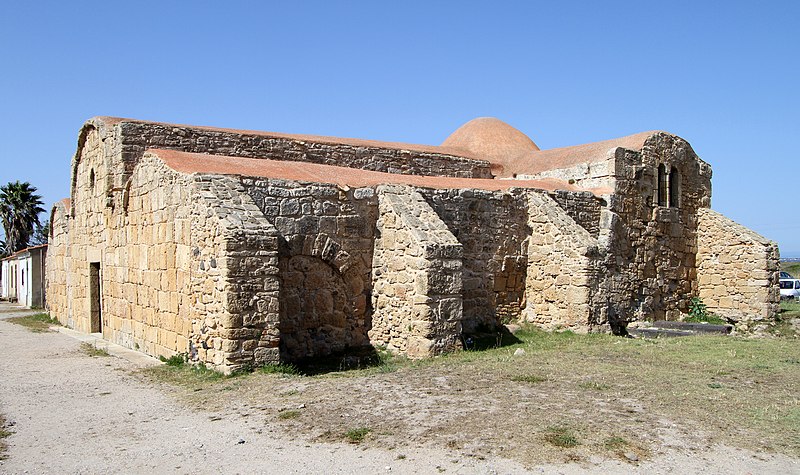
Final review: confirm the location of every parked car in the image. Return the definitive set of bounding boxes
[779,278,800,300]
[780,271,794,279]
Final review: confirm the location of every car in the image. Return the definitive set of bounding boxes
[779,278,800,300]
[780,271,795,279]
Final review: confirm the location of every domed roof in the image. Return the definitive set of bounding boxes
[441,117,539,176]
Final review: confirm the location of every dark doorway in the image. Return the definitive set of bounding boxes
[89,262,102,333]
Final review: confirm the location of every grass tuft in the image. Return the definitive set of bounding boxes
[604,436,629,450]
[345,427,371,443]
[80,343,110,357]
[511,374,547,383]
[6,313,59,332]
[543,425,580,448]
[0,413,12,461]
[278,409,301,420]
[579,380,611,391]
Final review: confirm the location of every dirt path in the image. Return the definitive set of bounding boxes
[0,303,796,474]
[0,306,527,474]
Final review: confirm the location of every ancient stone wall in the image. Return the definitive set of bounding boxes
[371,185,463,356]
[58,127,111,334]
[82,120,492,197]
[45,201,70,325]
[696,208,780,328]
[188,173,281,371]
[517,154,616,190]
[243,178,377,361]
[424,188,530,332]
[524,192,601,330]
[102,156,195,358]
[549,190,602,238]
[592,135,712,329]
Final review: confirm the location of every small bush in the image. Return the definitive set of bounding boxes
[685,297,727,324]
[345,427,371,443]
[159,352,188,367]
[543,426,580,448]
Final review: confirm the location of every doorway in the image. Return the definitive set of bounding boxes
[89,262,102,333]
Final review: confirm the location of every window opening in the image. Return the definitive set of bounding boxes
[668,167,680,208]
[657,164,667,206]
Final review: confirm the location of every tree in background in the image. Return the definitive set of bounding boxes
[0,181,45,255]
[30,219,50,246]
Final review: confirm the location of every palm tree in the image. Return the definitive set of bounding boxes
[0,181,45,254]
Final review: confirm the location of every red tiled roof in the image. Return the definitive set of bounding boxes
[1,244,47,261]
[92,116,482,161]
[150,149,586,194]
[93,116,660,181]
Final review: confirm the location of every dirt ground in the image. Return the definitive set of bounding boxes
[0,303,797,474]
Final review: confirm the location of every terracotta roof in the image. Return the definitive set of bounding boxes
[441,118,540,176]
[149,149,585,194]
[505,131,660,178]
[1,244,47,261]
[91,116,482,162]
[91,116,662,182]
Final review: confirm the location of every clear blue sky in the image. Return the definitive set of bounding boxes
[1,1,797,254]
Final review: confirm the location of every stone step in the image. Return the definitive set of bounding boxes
[650,321,732,335]
[627,320,733,339]
[627,328,698,339]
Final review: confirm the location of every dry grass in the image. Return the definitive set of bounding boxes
[5,313,59,332]
[80,343,110,357]
[0,413,11,461]
[140,328,800,466]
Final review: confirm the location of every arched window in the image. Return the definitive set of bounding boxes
[657,164,667,206]
[669,167,680,208]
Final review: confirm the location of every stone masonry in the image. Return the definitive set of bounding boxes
[47,116,780,372]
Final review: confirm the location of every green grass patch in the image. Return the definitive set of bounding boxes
[146,357,225,387]
[781,262,800,278]
[6,313,59,332]
[344,427,371,443]
[80,343,110,357]
[543,426,580,448]
[278,409,301,420]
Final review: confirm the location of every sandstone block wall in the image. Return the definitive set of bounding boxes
[424,188,530,332]
[46,201,71,326]
[188,173,281,370]
[243,178,377,361]
[696,208,780,326]
[71,118,493,213]
[524,192,600,330]
[372,185,463,356]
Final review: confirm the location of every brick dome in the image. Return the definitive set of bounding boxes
[441,117,539,176]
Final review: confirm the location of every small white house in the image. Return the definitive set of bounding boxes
[1,244,47,308]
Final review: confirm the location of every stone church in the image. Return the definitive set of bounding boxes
[46,116,779,372]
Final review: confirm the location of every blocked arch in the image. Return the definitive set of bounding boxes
[277,233,368,361]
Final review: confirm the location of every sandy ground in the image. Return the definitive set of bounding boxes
[0,303,797,474]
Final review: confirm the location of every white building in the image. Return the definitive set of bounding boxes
[1,244,47,308]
